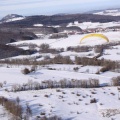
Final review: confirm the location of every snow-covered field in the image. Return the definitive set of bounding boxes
[10,31,120,48]
[0,106,11,120]
[0,63,119,119]
[0,64,119,87]
[67,21,120,29]
[99,45,120,61]
[0,21,120,119]
[1,86,120,120]
[8,31,120,62]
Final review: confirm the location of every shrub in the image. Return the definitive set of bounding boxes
[76,93,81,96]
[40,115,62,120]
[40,112,46,115]
[94,46,104,53]
[100,66,109,72]
[111,76,120,86]
[91,92,97,94]
[21,68,30,74]
[100,103,103,105]
[90,98,97,103]
[56,89,61,92]
[79,99,83,101]
[110,93,115,96]
[73,67,79,72]
[62,92,66,94]
[39,43,50,53]
[0,97,22,119]
[0,83,3,88]
[44,95,49,98]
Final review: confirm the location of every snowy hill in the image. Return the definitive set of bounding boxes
[0,13,120,120]
[0,31,120,120]
[0,13,120,27]
[0,14,25,23]
[94,9,120,16]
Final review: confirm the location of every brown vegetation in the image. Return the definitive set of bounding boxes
[11,78,99,92]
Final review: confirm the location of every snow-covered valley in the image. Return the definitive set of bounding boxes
[0,14,120,120]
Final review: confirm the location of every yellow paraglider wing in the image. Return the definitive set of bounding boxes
[80,33,109,43]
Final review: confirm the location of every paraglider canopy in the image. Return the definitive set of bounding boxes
[80,33,109,43]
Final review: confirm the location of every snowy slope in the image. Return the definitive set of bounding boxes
[0,58,119,120]
[0,87,120,120]
[10,31,120,49]
[0,21,120,120]
[67,21,120,29]
[7,31,120,61]
[0,106,12,120]
[0,65,119,89]
[0,14,25,23]
[5,17,25,22]
[94,9,120,16]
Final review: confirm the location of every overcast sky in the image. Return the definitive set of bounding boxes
[0,0,120,18]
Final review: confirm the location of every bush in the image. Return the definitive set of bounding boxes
[40,115,62,120]
[39,43,50,52]
[73,67,79,72]
[100,66,109,72]
[40,112,46,115]
[94,46,104,53]
[111,76,120,86]
[21,68,30,74]
[44,95,49,98]
[0,97,22,119]
[90,98,97,103]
